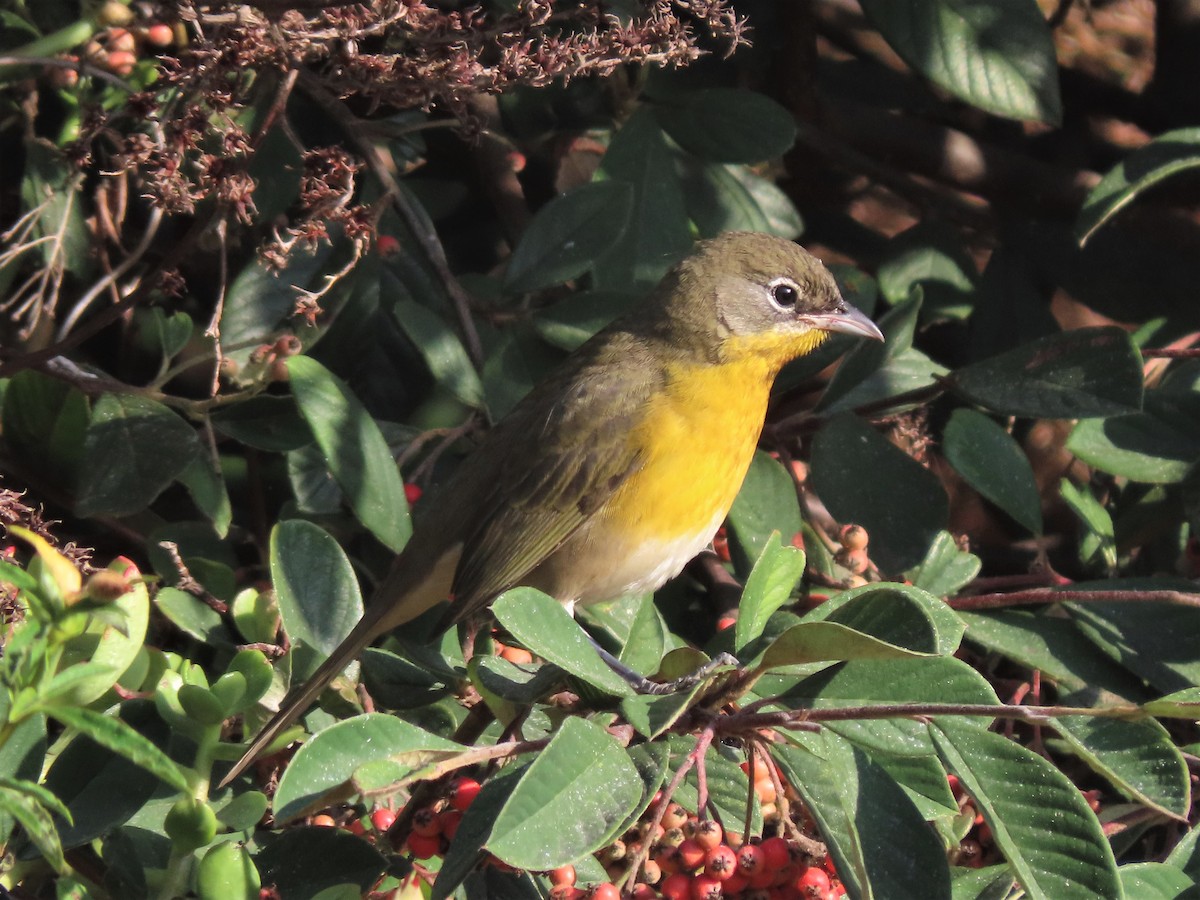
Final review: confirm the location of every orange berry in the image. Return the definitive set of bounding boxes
[839,524,868,551]
[406,833,441,859]
[105,49,137,76]
[716,615,737,631]
[144,22,174,47]
[631,886,657,900]
[311,814,336,827]
[549,865,576,887]
[451,777,481,811]
[346,818,366,836]
[662,803,690,831]
[499,644,534,665]
[588,884,619,900]
[549,887,582,900]
[694,820,723,850]
[376,235,401,257]
[737,844,765,876]
[677,838,706,871]
[639,858,662,885]
[755,779,777,805]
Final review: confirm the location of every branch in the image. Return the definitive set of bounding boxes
[949,588,1200,612]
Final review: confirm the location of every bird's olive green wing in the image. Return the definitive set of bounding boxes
[445,335,664,620]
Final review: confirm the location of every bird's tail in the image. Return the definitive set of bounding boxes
[218,611,383,787]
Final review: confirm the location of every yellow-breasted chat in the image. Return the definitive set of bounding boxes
[220,230,883,786]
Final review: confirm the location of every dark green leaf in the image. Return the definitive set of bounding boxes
[1,370,87,491]
[48,706,189,792]
[533,291,635,351]
[1116,862,1193,899]
[481,327,562,419]
[810,414,948,571]
[1051,715,1189,820]
[492,588,632,697]
[1077,128,1200,244]
[727,451,802,574]
[392,295,484,409]
[0,787,64,872]
[211,395,313,452]
[76,394,200,517]
[906,531,982,598]
[655,88,797,163]
[154,586,227,645]
[858,0,1061,123]
[877,222,978,321]
[735,534,805,657]
[287,356,411,550]
[775,736,952,900]
[504,182,634,292]
[593,108,692,290]
[488,718,641,869]
[1066,391,1200,484]
[1059,480,1117,571]
[255,826,386,900]
[177,455,232,538]
[756,621,932,672]
[682,163,804,239]
[270,520,364,676]
[932,721,1121,900]
[950,327,1143,419]
[816,582,965,656]
[144,309,193,360]
[273,714,461,823]
[943,409,1042,534]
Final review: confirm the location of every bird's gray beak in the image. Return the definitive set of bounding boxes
[804,303,885,341]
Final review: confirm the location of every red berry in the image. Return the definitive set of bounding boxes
[723,870,748,894]
[406,832,442,859]
[716,615,737,631]
[704,845,737,880]
[589,884,619,900]
[661,873,692,900]
[370,807,396,832]
[760,836,791,870]
[144,22,174,47]
[549,865,576,887]
[105,49,136,76]
[631,886,657,900]
[411,806,441,837]
[737,844,765,876]
[404,482,423,504]
[549,887,582,900]
[677,838,706,870]
[451,777,481,811]
[440,810,462,840]
[691,873,723,900]
[694,820,723,850]
[376,235,401,256]
[346,818,366,836]
[794,865,832,896]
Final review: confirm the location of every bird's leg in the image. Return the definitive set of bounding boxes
[586,635,738,695]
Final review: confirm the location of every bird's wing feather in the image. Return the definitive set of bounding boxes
[443,333,663,618]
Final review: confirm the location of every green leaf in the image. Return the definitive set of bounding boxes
[683,164,804,240]
[177,454,232,538]
[270,520,364,678]
[155,585,227,645]
[1,370,87,491]
[287,356,411,550]
[810,414,949,571]
[943,409,1042,534]
[859,0,1061,124]
[756,621,932,672]
[774,736,952,900]
[593,108,692,290]
[533,290,635,351]
[931,721,1121,900]
[76,394,201,517]
[735,534,806,657]
[906,531,981,598]
[392,294,485,409]
[1066,391,1200,484]
[1059,479,1117,571]
[56,566,150,706]
[0,786,65,872]
[273,714,461,823]
[480,327,562,419]
[491,588,633,697]
[211,395,314,452]
[1077,128,1200,244]
[950,327,1143,419]
[655,88,797,163]
[877,222,978,321]
[504,182,634,292]
[255,826,386,900]
[1050,715,1189,820]
[487,718,641,869]
[48,706,189,792]
[1117,862,1193,899]
[727,451,802,574]
[144,309,193,360]
[816,582,966,656]
[1144,687,1200,719]
[435,766,524,900]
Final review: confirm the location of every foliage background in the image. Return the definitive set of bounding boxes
[1,0,1200,898]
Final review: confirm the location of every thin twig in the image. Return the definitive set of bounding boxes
[950,588,1200,612]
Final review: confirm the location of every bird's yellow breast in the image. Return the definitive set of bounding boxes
[603,328,828,549]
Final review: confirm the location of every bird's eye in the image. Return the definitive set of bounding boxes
[769,281,800,309]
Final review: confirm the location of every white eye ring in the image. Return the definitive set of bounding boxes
[768,278,801,310]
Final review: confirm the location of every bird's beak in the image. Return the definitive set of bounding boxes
[804,303,884,341]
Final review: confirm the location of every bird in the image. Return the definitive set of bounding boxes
[220,231,883,786]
